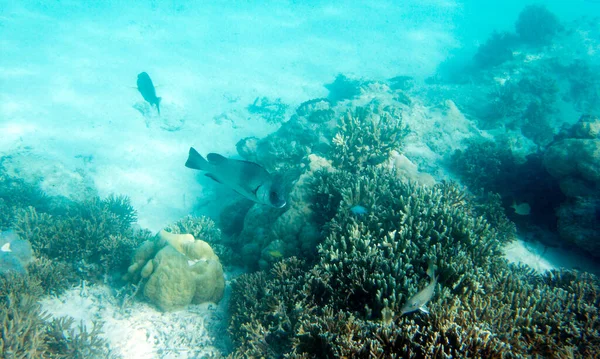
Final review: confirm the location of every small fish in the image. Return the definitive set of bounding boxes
[511,201,531,216]
[136,72,161,115]
[350,205,368,216]
[185,147,286,208]
[1,242,11,252]
[400,260,437,315]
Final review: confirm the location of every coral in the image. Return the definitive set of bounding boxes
[45,316,113,359]
[331,106,409,173]
[515,4,562,47]
[562,60,600,113]
[0,163,54,213]
[247,96,289,124]
[325,74,362,103]
[557,197,600,257]
[544,139,600,191]
[295,98,335,124]
[126,229,225,311]
[228,164,600,357]
[165,214,234,267]
[473,31,519,69]
[143,245,197,311]
[235,154,334,270]
[450,138,518,193]
[0,292,50,357]
[12,195,148,280]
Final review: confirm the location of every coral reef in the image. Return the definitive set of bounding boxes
[331,106,409,173]
[11,196,149,280]
[325,74,363,103]
[473,31,519,69]
[543,115,600,257]
[234,154,333,270]
[515,4,562,47]
[227,164,600,357]
[0,273,114,358]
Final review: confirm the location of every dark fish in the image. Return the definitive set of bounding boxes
[185,147,286,208]
[137,72,161,114]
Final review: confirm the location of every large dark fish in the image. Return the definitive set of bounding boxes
[185,147,286,208]
[136,72,161,114]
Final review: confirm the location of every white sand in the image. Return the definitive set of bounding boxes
[0,1,460,232]
[40,268,242,359]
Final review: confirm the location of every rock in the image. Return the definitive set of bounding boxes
[557,198,600,258]
[569,114,600,139]
[544,139,600,183]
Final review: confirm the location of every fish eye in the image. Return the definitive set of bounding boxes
[269,191,279,201]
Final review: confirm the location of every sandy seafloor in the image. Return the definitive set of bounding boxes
[2,1,600,357]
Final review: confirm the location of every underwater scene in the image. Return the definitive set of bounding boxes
[1,0,600,358]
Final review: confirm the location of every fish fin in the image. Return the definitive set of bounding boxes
[1,242,11,252]
[418,305,429,314]
[206,153,228,165]
[156,97,161,115]
[251,184,263,195]
[185,147,209,171]
[205,173,223,184]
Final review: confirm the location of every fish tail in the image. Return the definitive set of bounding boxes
[427,259,435,279]
[185,147,209,171]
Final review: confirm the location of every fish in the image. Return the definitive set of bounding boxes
[185,147,286,208]
[350,205,368,216]
[1,242,11,252]
[400,260,437,315]
[136,72,161,115]
[511,201,531,216]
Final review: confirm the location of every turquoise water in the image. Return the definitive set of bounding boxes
[1,1,599,358]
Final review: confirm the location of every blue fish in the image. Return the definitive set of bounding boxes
[350,205,368,216]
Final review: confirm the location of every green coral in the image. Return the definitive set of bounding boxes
[0,274,114,358]
[331,106,409,173]
[11,196,149,281]
[450,138,518,193]
[228,164,599,357]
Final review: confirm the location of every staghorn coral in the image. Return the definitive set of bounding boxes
[45,316,114,359]
[0,292,51,357]
[11,195,148,282]
[331,106,409,173]
[228,162,600,357]
[450,138,518,193]
[473,31,519,69]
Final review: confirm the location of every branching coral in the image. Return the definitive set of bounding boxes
[515,4,562,47]
[331,106,409,173]
[0,292,51,357]
[473,31,519,69]
[228,163,599,358]
[45,316,113,359]
[11,195,148,281]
